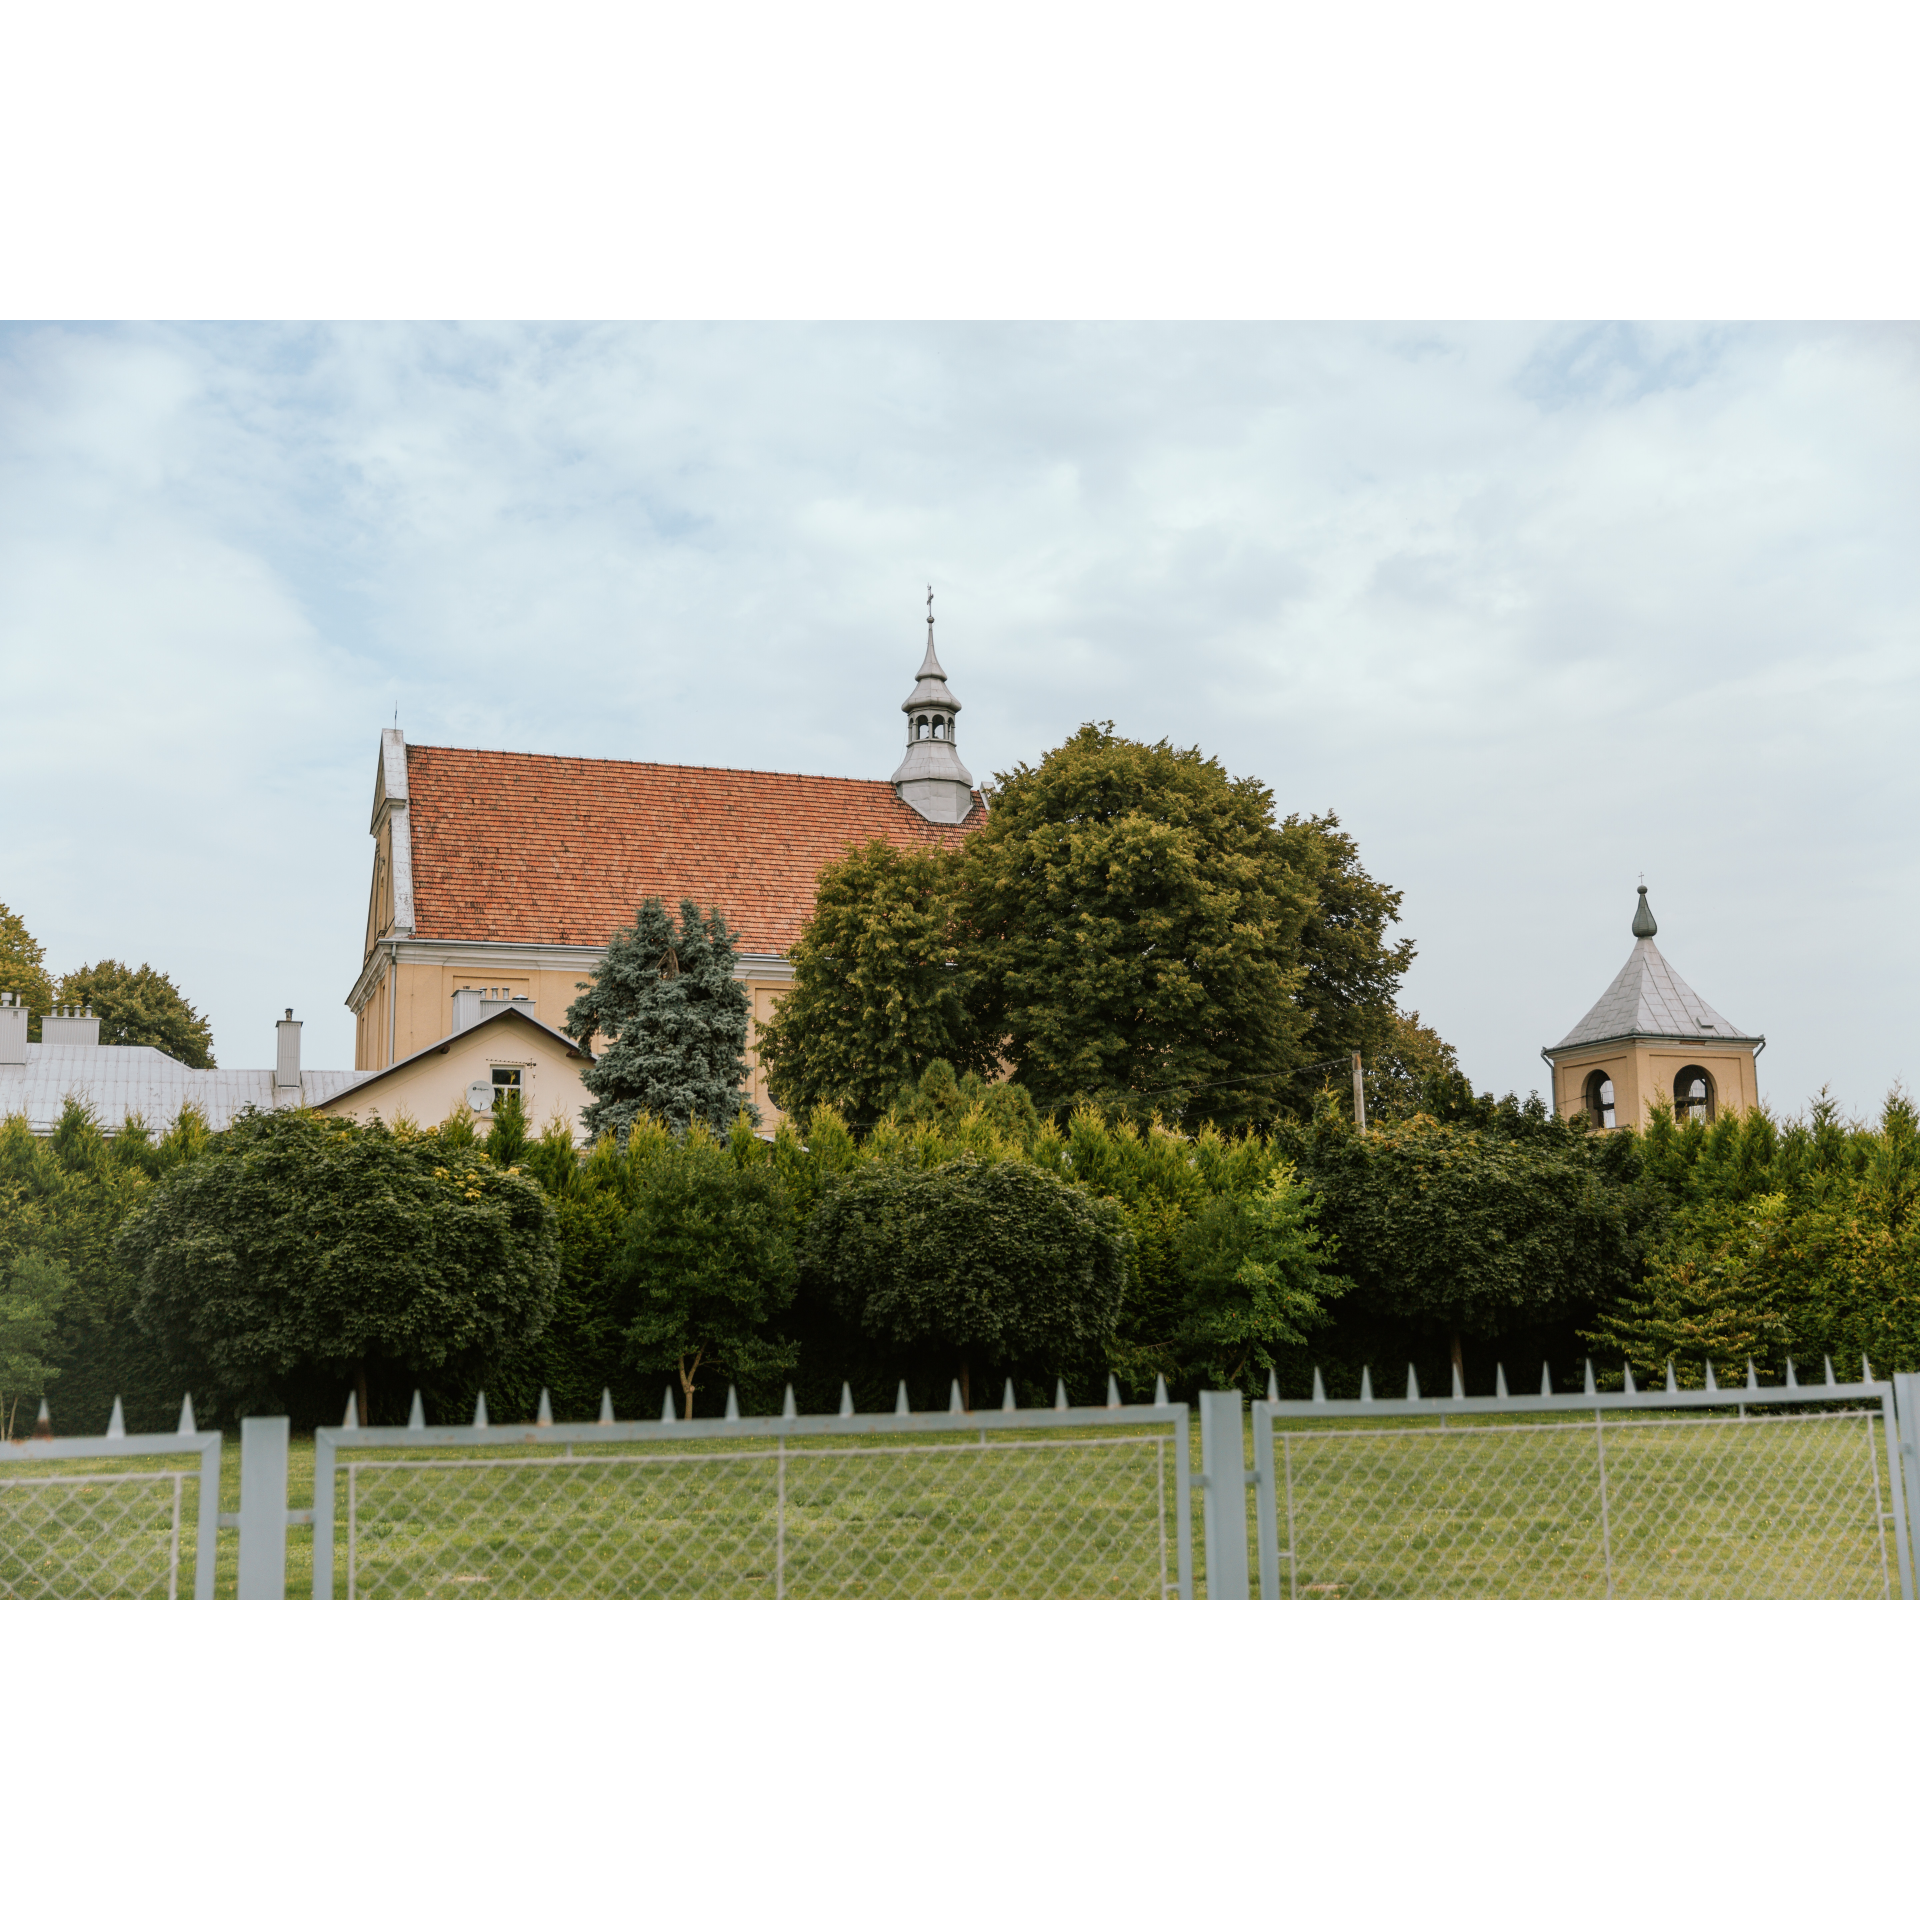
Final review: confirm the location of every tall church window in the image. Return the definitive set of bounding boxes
[1673,1066,1715,1124]
[1583,1070,1615,1129]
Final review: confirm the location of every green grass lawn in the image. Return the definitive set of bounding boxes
[3,1406,1902,1600]
[1256,1406,1902,1600]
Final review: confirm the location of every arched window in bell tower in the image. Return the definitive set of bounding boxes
[916,716,929,740]
[1583,1070,1616,1129]
[1674,1065,1715,1124]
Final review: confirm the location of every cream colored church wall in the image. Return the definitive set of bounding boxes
[1551,1041,1760,1129]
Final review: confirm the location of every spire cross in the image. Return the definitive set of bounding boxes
[926,584,934,634]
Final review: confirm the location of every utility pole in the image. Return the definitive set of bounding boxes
[1352,1050,1367,1132]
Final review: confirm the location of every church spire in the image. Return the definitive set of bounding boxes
[891,588,975,824]
[1632,883,1657,939]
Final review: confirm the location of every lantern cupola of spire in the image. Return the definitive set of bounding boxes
[891,589,977,824]
[1541,885,1765,1129]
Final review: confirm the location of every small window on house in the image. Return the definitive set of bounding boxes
[491,1066,523,1111]
[1673,1066,1715,1125]
[1583,1071,1616,1129]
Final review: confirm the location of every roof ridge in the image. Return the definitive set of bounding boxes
[405,743,978,791]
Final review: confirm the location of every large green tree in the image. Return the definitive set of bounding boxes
[121,1107,558,1422]
[614,1123,798,1417]
[0,902,54,1039]
[955,724,1323,1128]
[566,898,758,1139]
[759,841,990,1129]
[803,1155,1130,1407]
[57,959,216,1068]
[1282,811,1416,1074]
[1293,1106,1646,1384]
[1171,1165,1345,1391]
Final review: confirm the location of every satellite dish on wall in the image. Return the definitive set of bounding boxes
[466,1081,493,1112]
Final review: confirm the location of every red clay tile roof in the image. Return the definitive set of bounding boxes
[405,746,980,952]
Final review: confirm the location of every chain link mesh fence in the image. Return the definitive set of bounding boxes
[1258,1405,1901,1599]
[0,1457,204,1599]
[320,1415,1190,1600]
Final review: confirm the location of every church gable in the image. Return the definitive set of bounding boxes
[403,749,979,955]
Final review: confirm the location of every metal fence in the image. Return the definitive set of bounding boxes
[1249,1365,1915,1601]
[0,1398,221,1600]
[310,1385,1194,1600]
[11,1369,1920,1601]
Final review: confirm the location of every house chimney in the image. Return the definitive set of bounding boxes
[0,993,26,1067]
[42,1005,101,1047]
[453,987,524,1035]
[275,1008,302,1090]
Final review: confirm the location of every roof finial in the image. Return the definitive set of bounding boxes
[1632,884,1657,939]
[927,583,934,636]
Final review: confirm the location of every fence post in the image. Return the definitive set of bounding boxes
[237,1416,290,1600]
[1895,1376,1920,1598]
[1199,1391,1250,1599]
[1250,1400,1281,1600]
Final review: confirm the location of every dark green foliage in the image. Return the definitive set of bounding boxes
[0,901,54,1040]
[887,1058,1042,1147]
[613,1122,798,1417]
[1359,1009,1466,1125]
[121,1106,559,1422]
[804,1156,1130,1395]
[1590,1091,1920,1384]
[759,841,991,1129]
[1286,1103,1647,1348]
[566,898,759,1139]
[56,958,216,1068]
[1281,811,1416,1085]
[0,1249,71,1436]
[956,724,1321,1128]
[1171,1168,1345,1390]
[0,1102,214,1433]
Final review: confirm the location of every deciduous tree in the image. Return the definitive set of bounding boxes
[803,1155,1129,1405]
[0,1250,71,1439]
[0,902,53,1038]
[954,724,1322,1128]
[1171,1166,1344,1390]
[759,841,989,1128]
[614,1122,798,1417]
[57,959,216,1068]
[122,1107,558,1421]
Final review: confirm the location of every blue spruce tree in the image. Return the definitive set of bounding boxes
[566,898,761,1139]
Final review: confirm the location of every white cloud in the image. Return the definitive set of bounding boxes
[1,322,1914,1116]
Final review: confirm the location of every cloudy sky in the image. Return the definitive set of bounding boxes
[2,321,1914,1115]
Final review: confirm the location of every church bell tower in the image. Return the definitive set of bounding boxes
[1542,885,1765,1129]
[891,589,977,824]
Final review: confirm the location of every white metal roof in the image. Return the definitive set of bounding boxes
[1551,937,1756,1052]
[0,1044,371,1135]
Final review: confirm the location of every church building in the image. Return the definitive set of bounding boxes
[345,607,984,1125]
[1542,886,1764,1129]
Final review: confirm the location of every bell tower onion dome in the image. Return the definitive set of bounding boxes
[891,588,976,824]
